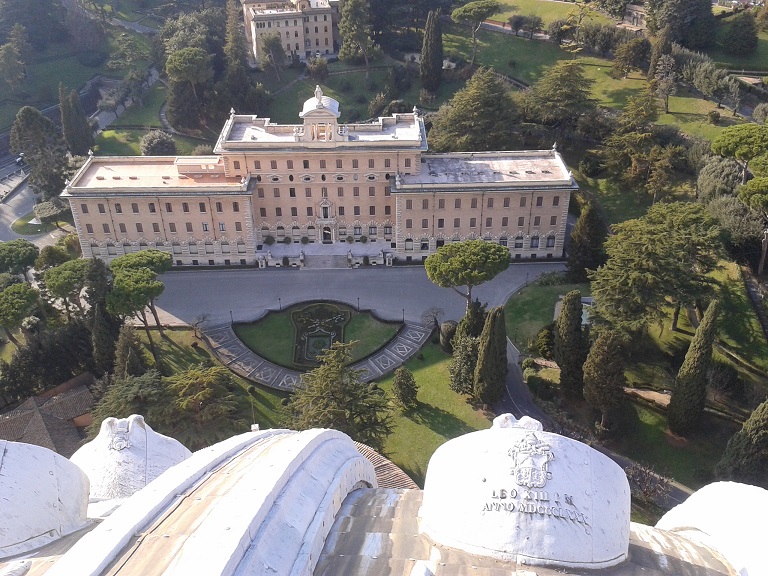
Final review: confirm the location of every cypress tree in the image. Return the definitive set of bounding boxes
[567,201,608,282]
[113,323,147,379]
[91,303,119,377]
[473,306,508,406]
[715,398,768,489]
[391,366,418,409]
[455,298,486,340]
[554,290,587,399]
[582,330,626,429]
[59,84,93,156]
[647,26,672,80]
[449,335,479,395]
[420,9,443,93]
[224,0,251,112]
[667,299,719,436]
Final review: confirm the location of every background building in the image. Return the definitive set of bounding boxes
[64,89,577,266]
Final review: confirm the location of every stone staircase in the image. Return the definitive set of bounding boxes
[302,253,350,269]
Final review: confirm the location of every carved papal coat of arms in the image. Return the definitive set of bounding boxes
[508,433,555,488]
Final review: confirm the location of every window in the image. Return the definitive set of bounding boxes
[422,218,428,228]
[422,199,429,209]
[437,218,444,229]
[305,188,312,197]
[148,203,156,214]
[438,199,445,209]
[307,207,313,216]
[503,197,510,208]
[135,223,143,233]
[199,202,207,212]
[233,201,240,212]
[269,160,277,170]
[352,226,361,236]
[202,223,209,232]
[338,207,345,216]
[257,188,264,198]
[169,223,176,233]
[287,160,293,169]
[353,186,360,197]
[500,237,508,246]
[553,195,560,207]
[132,203,139,214]
[182,202,190,213]
[303,160,309,169]
[455,199,461,209]
[534,216,541,226]
[405,239,414,251]
[488,198,496,209]
[369,226,377,235]
[368,159,374,168]
[406,199,413,209]
[320,159,326,169]
[235,222,243,232]
[520,197,527,208]
[84,223,94,234]
[186,222,193,232]
[384,225,392,235]
[518,217,525,226]
[276,207,282,217]
[352,159,359,169]
[384,158,391,168]
[291,207,298,217]
[219,223,226,232]
[369,186,375,196]
[471,198,478,209]
[406,219,412,229]
[550,216,557,226]
[213,202,221,213]
[98,203,105,214]
[153,223,160,233]
[454,218,460,228]
[119,223,127,233]
[233,160,241,170]
[536,196,543,207]
[336,159,342,169]
[369,206,376,216]
[514,236,523,248]
[546,236,556,248]
[161,203,170,213]
[81,204,89,214]
[486,217,492,227]
[502,216,508,226]
[384,205,391,215]
[254,160,261,170]
[530,236,539,248]
[421,238,429,251]
[103,223,111,233]
[354,206,360,216]
[405,158,411,168]
[273,188,280,198]
[289,187,296,198]
[470,218,477,228]
[260,207,267,217]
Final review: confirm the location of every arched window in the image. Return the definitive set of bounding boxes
[405,238,414,251]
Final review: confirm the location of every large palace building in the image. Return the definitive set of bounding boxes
[63,88,578,267]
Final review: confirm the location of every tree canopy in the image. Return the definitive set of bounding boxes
[582,330,626,429]
[0,283,38,345]
[283,342,393,451]
[428,67,517,152]
[339,0,377,76]
[451,0,501,66]
[261,33,286,81]
[0,239,39,279]
[711,124,768,184]
[140,130,177,156]
[554,290,587,399]
[425,239,510,308]
[473,306,507,406]
[567,200,608,282]
[522,60,594,127]
[420,9,443,93]
[716,398,768,489]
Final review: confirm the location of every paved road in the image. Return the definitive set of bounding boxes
[155,262,564,328]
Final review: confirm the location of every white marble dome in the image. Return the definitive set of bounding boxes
[0,440,89,559]
[70,414,191,502]
[419,415,631,569]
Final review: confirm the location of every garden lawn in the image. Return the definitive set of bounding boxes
[233,304,400,369]
[378,342,493,486]
[139,328,286,429]
[657,92,746,141]
[491,0,611,26]
[95,129,209,156]
[113,83,167,128]
[504,281,590,350]
[578,57,646,108]
[11,211,68,235]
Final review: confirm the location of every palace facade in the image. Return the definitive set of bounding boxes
[63,88,577,267]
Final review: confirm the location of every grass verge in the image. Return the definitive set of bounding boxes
[11,212,66,235]
[492,0,611,26]
[95,129,210,156]
[113,83,167,127]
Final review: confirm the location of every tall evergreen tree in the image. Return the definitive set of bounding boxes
[339,0,377,78]
[473,306,508,406]
[391,366,418,409]
[715,398,768,489]
[223,0,251,111]
[420,9,443,92]
[554,290,587,399]
[59,84,93,156]
[428,67,517,152]
[582,330,626,428]
[283,342,393,451]
[647,26,672,80]
[90,303,118,376]
[722,11,758,56]
[455,298,486,340]
[449,335,479,395]
[113,323,147,379]
[667,299,719,436]
[567,200,608,282]
[523,60,594,128]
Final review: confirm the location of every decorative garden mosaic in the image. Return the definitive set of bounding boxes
[292,303,351,367]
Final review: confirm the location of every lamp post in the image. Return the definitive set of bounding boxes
[278,297,282,311]
[229,310,233,325]
[357,297,360,312]
[402,308,405,323]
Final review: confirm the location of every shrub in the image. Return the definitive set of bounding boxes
[536,271,567,286]
[346,235,354,243]
[521,357,537,371]
[282,236,292,245]
[247,385,256,394]
[338,78,352,92]
[301,236,309,244]
[264,235,275,245]
[368,92,388,117]
[439,320,458,353]
[364,77,378,92]
[753,102,768,124]
[419,89,436,105]
[708,110,721,124]
[355,93,368,104]
[359,235,368,243]
[578,151,603,176]
[536,322,555,360]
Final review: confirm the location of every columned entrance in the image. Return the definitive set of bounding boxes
[322,226,333,243]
